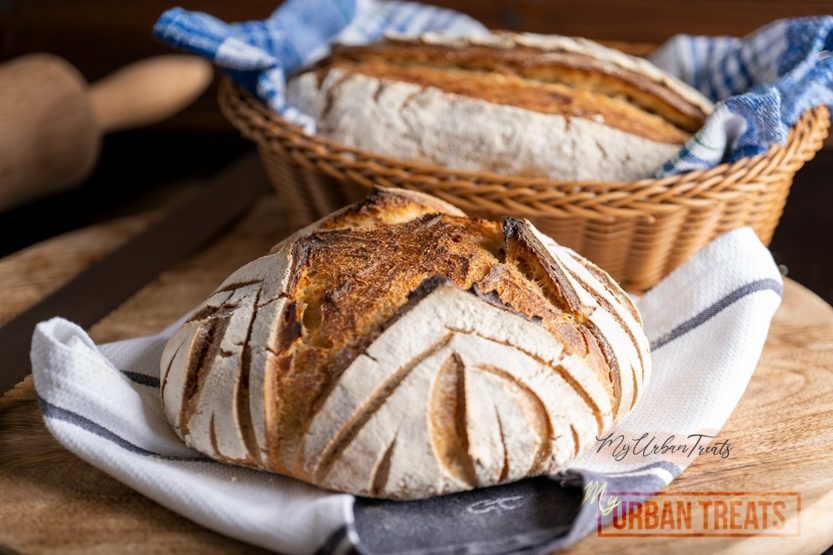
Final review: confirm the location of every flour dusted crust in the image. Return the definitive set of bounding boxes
[161,187,651,499]
[288,69,680,181]
[286,32,712,182]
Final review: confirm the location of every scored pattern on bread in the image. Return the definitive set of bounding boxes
[369,31,713,131]
[160,187,650,499]
[286,31,712,182]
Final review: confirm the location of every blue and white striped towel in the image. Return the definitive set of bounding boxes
[153,1,833,175]
[650,17,833,175]
[31,227,782,554]
[154,0,487,133]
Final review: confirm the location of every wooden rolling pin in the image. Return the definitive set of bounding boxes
[0,54,213,210]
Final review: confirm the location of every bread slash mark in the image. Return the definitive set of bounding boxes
[312,332,454,482]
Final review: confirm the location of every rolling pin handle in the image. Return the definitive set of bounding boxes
[89,55,213,134]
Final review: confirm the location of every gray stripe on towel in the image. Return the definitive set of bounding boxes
[38,396,212,463]
[120,370,161,388]
[650,278,782,351]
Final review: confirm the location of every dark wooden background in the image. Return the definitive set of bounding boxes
[0,0,832,302]
[4,0,832,130]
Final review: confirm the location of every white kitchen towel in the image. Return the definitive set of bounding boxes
[31,227,782,554]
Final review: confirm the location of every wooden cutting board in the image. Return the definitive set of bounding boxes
[1,190,832,555]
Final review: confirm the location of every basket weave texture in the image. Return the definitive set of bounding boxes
[219,78,829,292]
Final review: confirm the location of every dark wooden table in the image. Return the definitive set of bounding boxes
[1,160,832,554]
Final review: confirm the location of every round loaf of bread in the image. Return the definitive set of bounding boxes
[286,32,712,182]
[160,187,651,499]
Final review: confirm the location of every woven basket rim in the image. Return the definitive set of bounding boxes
[219,77,830,208]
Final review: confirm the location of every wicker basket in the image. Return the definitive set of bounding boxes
[219,78,829,292]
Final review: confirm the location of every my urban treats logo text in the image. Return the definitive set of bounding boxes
[583,486,801,537]
[594,432,733,463]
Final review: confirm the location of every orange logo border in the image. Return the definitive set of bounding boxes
[597,491,801,538]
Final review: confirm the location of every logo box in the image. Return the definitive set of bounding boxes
[598,492,801,537]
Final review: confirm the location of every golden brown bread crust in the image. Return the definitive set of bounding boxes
[319,38,708,141]
[162,187,651,498]
[253,188,622,474]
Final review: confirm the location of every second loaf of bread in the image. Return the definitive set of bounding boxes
[287,32,713,182]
